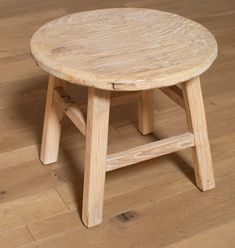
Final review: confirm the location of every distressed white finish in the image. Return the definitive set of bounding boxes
[30,8,217,91]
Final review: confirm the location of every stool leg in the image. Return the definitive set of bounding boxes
[40,75,66,165]
[182,77,215,191]
[82,87,110,227]
[138,90,154,135]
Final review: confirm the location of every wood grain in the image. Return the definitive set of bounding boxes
[30,8,217,91]
[0,190,68,232]
[19,174,235,248]
[54,87,86,135]
[107,132,195,171]
[182,77,215,191]
[138,90,154,135]
[27,211,82,240]
[40,75,66,165]
[0,0,234,246]
[0,226,33,248]
[165,220,235,248]
[82,87,110,227]
[160,85,185,109]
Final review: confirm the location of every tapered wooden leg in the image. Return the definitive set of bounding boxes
[82,87,110,227]
[40,75,66,165]
[182,77,215,191]
[138,90,154,135]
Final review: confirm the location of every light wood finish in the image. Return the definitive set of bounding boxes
[33,7,217,228]
[0,226,34,248]
[165,220,235,248]
[30,8,217,91]
[0,190,68,232]
[27,211,81,240]
[40,75,66,164]
[182,77,215,191]
[1,0,234,246]
[78,92,139,110]
[138,90,154,135]
[54,87,86,135]
[82,87,110,227]
[107,132,195,171]
[110,92,139,107]
[160,85,185,109]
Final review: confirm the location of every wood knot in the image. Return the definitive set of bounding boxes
[116,211,137,223]
[51,46,69,54]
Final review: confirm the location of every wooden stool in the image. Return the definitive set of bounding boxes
[30,8,217,228]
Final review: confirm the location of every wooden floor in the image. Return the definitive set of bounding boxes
[0,0,235,247]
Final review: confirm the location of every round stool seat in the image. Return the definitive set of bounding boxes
[30,8,217,91]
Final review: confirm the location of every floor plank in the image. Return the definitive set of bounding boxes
[23,173,235,247]
[165,220,235,248]
[0,225,33,248]
[0,190,69,232]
